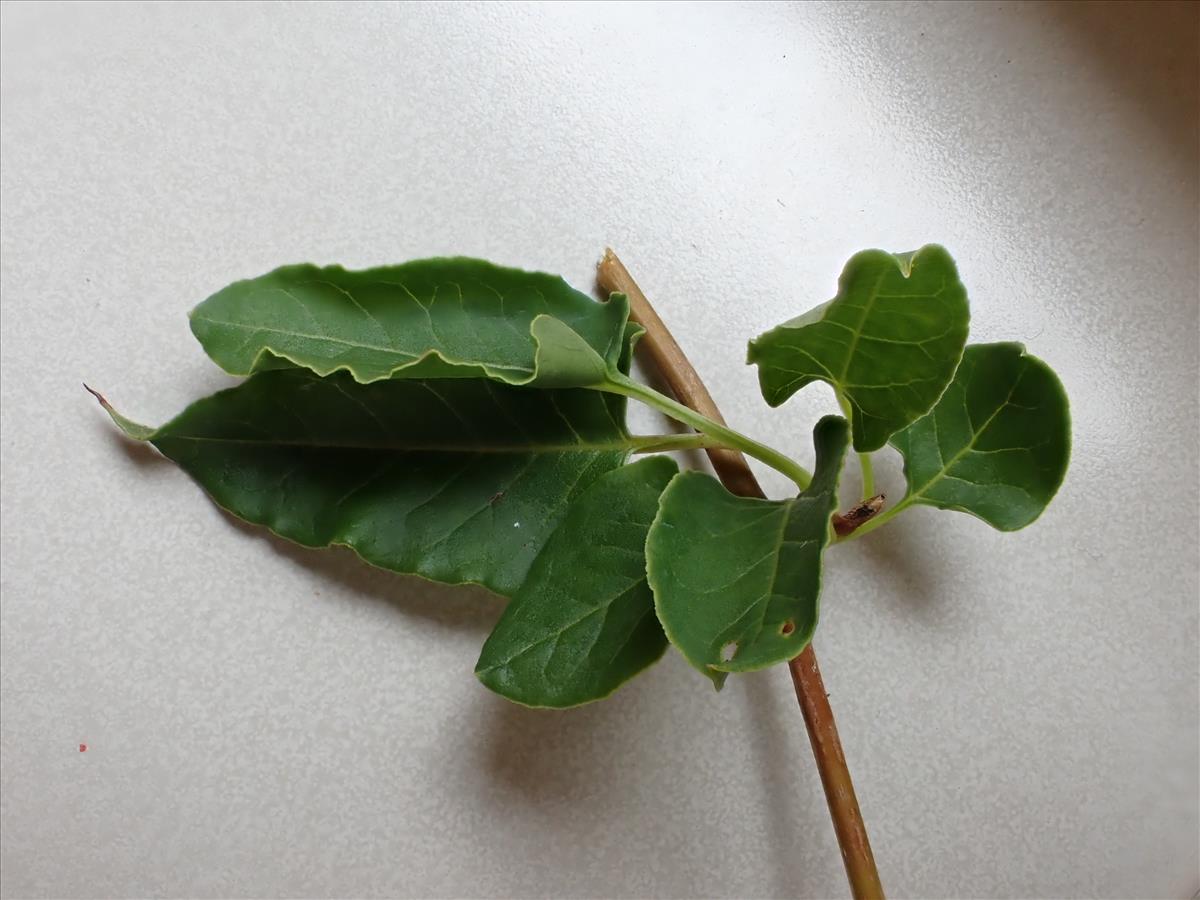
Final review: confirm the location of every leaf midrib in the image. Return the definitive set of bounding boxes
[706,497,796,667]
[836,265,891,384]
[153,433,636,453]
[907,362,1030,503]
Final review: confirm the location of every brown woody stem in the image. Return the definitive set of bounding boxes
[597,249,884,900]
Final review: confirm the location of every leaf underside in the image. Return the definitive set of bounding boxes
[748,245,969,451]
[475,456,678,708]
[646,416,850,688]
[100,369,635,597]
[189,258,631,388]
[890,342,1071,531]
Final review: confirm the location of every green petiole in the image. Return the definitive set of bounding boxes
[618,378,904,538]
[835,389,875,500]
[604,373,814,490]
[857,452,875,499]
[628,433,732,454]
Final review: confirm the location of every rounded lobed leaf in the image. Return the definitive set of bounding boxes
[748,245,969,451]
[646,416,849,688]
[889,342,1071,530]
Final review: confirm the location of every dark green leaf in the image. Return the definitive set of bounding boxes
[189,258,631,388]
[888,342,1070,531]
[748,245,969,451]
[475,456,678,708]
[646,416,849,688]
[92,369,638,596]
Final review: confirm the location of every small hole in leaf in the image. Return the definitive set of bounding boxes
[720,642,738,662]
[780,620,795,636]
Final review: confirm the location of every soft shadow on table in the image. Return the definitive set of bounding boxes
[834,448,947,620]
[742,668,819,899]
[104,423,166,466]
[477,689,634,798]
[1044,0,1199,180]
[477,670,820,899]
[852,517,949,623]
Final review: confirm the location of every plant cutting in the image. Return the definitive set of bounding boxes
[90,245,1070,899]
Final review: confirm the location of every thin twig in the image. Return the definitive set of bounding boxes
[597,249,884,900]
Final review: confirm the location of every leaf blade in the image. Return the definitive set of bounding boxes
[97,369,638,595]
[748,245,969,451]
[889,342,1071,530]
[189,259,631,388]
[646,416,849,687]
[475,456,678,708]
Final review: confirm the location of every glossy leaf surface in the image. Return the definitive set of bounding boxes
[748,245,969,451]
[190,258,631,388]
[475,456,677,708]
[646,416,849,687]
[889,342,1070,530]
[94,369,636,596]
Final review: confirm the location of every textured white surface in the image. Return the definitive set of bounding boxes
[2,2,1197,898]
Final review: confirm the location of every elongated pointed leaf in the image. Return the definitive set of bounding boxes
[475,456,678,708]
[189,259,631,388]
[646,416,849,688]
[748,245,969,451]
[92,370,638,595]
[889,342,1070,530]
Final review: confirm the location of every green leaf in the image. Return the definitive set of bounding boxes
[748,245,970,451]
[91,369,639,596]
[888,342,1070,531]
[189,258,631,388]
[646,416,849,688]
[475,456,678,708]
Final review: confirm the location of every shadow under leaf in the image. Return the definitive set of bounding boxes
[218,511,504,635]
[854,512,948,621]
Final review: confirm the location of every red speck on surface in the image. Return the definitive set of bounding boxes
[79,743,87,752]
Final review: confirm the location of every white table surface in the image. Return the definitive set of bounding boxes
[2,2,1197,898]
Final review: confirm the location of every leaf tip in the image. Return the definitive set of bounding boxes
[603,290,628,307]
[83,382,112,412]
[745,337,761,366]
[84,384,156,441]
[707,669,729,691]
